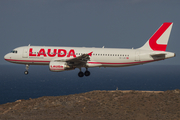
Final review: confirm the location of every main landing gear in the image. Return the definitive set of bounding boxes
[24,64,29,75]
[78,68,90,77]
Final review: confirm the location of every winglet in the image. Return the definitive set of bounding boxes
[88,52,93,56]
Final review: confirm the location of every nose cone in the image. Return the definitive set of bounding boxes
[4,53,10,61]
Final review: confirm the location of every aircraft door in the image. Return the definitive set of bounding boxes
[135,51,140,61]
[22,48,28,58]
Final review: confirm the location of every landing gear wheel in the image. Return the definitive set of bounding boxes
[84,71,90,76]
[24,71,28,75]
[24,64,29,75]
[78,71,84,77]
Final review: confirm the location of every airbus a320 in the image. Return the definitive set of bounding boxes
[4,22,175,77]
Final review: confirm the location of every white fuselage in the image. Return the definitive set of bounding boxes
[4,46,175,68]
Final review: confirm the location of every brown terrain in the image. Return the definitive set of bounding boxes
[0,89,180,120]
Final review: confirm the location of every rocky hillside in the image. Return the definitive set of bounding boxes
[0,90,180,120]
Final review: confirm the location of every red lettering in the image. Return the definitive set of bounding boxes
[47,49,57,57]
[58,49,67,57]
[67,49,76,57]
[51,65,64,68]
[29,48,36,56]
[37,49,47,57]
[29,48,77,58]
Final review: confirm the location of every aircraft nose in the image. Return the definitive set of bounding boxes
[4,53,10,61]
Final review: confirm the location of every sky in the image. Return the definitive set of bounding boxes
[0,0,180,65]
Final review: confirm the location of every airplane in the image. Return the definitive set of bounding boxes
[4,22,175,77]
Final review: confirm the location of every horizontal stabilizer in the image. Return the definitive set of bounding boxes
[150,53,166,59]
[150,53,166,57]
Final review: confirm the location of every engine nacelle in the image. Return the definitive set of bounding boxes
[49,61,72,72]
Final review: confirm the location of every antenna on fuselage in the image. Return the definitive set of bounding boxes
[102,46,105,48]
[28,44,31,46]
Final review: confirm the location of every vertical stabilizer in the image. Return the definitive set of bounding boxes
[139,22,173,51]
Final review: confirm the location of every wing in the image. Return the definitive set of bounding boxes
[65,52,93,63]
[51,52,93,66]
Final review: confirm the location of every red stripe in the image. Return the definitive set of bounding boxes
[88,60,160,65]
[149,22,172,51]
[5,59,50,63]
[5,59,162,66]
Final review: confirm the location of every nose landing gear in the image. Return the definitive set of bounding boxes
[24,64,29,75]
[24,71,28,75]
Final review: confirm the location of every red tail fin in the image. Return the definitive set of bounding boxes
[140,22,173,51]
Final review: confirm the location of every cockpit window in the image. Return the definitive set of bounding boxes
[11,50,17,53]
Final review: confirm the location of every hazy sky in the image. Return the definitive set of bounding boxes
[1,0,180,65]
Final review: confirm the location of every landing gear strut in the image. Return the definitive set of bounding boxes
[78,68,90,77]
[24,64,29,75]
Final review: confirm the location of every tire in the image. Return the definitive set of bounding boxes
[84,71,90,76]
[78,72,84,77]
[24,71,28,75]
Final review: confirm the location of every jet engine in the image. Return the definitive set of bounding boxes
[49,61,74,72]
